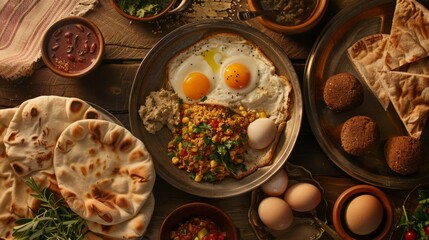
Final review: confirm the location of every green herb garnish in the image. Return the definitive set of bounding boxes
[116,0,170,18]
[398,189,429,240]
[12,178,87,240]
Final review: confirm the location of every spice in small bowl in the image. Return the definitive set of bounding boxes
[41,16,104,78]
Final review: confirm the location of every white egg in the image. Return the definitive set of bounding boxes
[248,118,277,149]
[345,194,384,235]
[258,197,294,230]
[261,168,288,196]
[169,55,216,103]
[284,183,322,212]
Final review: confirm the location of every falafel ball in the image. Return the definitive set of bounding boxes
[323,73,364,111]
[384,136,423,175]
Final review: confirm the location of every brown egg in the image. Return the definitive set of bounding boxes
[258,197,294,230]
[283,183,322,212]
[345,194,383,235]
[261,169,288,196]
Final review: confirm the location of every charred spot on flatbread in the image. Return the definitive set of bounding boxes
[86,110,101,119]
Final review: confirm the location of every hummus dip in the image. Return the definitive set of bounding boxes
[138,89,180,134]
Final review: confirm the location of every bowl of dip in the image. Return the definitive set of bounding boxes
[41,16,104,78]
[158,202,238,240]
[111,0,190,22]
[247,0,328,34]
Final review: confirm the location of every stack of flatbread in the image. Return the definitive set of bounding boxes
[347,0,429,139]
[0,96,155,240]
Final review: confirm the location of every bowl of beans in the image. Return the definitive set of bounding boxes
[246,0,328,34]
[41,16,104,78]
[158,202,238,240]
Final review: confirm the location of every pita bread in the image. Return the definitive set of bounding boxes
[379,71,429,138]
[0,108,20,240]
[401,56,429,74]
[348,34,391,109]
[83,232,105,240]
[54,119,155,225]
[4,96,103,177]
[87,193,154,239]
[385,0,429,70]
[0,108,55,239]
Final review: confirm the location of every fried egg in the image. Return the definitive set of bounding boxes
[219,55,258,94]
[169,55,216,103]
[166,33,291,124]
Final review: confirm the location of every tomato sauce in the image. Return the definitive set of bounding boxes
[47,23,99,73]
[170,217,227,240]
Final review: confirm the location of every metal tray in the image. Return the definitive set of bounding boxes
[248,162,328,240]
[304,0,429,189]
[129,20,302,198]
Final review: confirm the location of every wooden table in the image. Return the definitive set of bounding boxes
[0,0,411,239]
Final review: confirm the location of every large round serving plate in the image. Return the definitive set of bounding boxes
[129,20,302,198]
[304,0,429,189]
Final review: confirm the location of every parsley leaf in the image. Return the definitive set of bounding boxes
[13,178,87,240]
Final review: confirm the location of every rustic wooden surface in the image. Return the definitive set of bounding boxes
[0,0,411,239]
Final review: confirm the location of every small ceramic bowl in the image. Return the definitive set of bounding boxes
[332,185,394,240]
[41,16,104,78]
[158,202,238,240]
[111,0,181,22]
[247,0,328,34]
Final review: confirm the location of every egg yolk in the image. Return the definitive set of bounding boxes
[223,63,251,89]
[183,72,211,100]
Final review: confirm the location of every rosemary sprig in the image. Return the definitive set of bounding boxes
[12,178,87,240]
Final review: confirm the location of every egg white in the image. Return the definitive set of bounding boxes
[169,55,216,103]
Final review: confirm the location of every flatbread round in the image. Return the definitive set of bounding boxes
[87,193,155,239]
[0,108,55,239]
[4,96,103,177]
[0,108,20,239]
[53,119,155,225]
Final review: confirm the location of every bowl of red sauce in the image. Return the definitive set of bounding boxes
[159,202,238,240]
[41,16,104,78]
[247,0,327,34]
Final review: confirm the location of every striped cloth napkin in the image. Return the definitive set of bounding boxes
[0,0,99,81]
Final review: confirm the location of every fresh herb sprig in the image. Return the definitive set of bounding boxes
[12,178,87,240]
[398,189,429,240]
[116,0,170,18]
